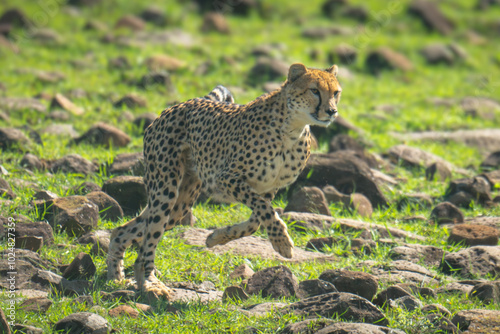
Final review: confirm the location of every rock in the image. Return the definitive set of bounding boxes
[138,71,174,91]
[279,319,336,334]
[420,43,457,65]
[462,96,500,120]
[86,191,123,222]
[0,127,30,151]
[108,152,144,175]
[328,44,357,65]
[452,310,500,333]
[108,304,140,318]
[240,302,287,317]
[0,8,31,28]
[316,323,405,334]
[50,154,97,175]
[389,244,444,266]
[297,279,337,299]
[32,191,57,202]
[408,0,454,35]
[365,47,413,74]
[285,186,330,216]
[100,290,135,302]
[77,230,111,256]
[421,304,452,317]
[19,297,52,312]
[54,312,111,333]
[0,177,15,199]
[229,263,254,280]
[248,58,288,85]
[426,161,452,181]
[201,12,230,34]
[13,220,53,246]
[351,238,376,255]
[481,170,500,190]
[301,26,353,39]
[390,295,422,311]
[371,261,439,287]
[0,97,46,113]
[246,265,299,298]
[481,151,500,170]
[426,314,461,334]
[0,308,10,334]
[391,129,500,154]
[319,269,378,300]
[448,224,499,246]
[113,94,147,109]
[133,113,157,132]
[32,270,91,296]
[286,292,387,325]
[297,153,388,208]
[282,212,424,241]
[40,124,79,138]
[35,196,99,237]
[15,236,43,252]
[63,252,96,280]
[328,134,365,153]
[373,286,412,307]
[72,181,101,195]
[11,324,44,334]
[305,237,337,252]
[49,93,83,115]
[102,176,147,215]
[139,6,167,26]
[222,285,249,302]
[321,0,348,17]
[436,282,474,296]
[430,202,464,225]
[72,295,94,307]
[445,176,492,207]
[387,144,456,172]
[73,122,130,148]
[83,19,108,32]
[441,246,500,277]
[115,14,145,31]
[469,281,500,304]
[108,56,130,70]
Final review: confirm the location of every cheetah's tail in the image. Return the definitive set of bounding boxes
[204,85,235,104]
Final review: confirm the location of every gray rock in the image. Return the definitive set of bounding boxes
[19,297,52,312]
[102,176,147,215]
[297,279,338,299]
[390,295,422,311]
[440,246,500,277]
[319,269,378,300]
[50,154,97,175]
[285,186,330,216]
[421,303,452,317]
[222,285,249,302]
[389,244,444,266]
[445,176,492,207]
[86,191,123,222]
[316,322,405,334]
[246,265,299,299]
[430,202,464,225]
[408,0,454,35]
[373,286,412,307]
[426,314,461,334]
[469,281,500,304]
[54,312,110,334]
[365,47,413,74]
[448,224,499,246]
[452,309,500,333]
[0,127,31,151]
[279,319,336,334]
[63,252,96,280]
[286,292,387,325]
[73,122,130,148]
[108,152,145,176]
[12,324,44,334]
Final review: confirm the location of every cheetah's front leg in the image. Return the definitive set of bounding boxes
[205,181,294,258]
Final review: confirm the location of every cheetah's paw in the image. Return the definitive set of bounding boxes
[270,233,294,259]
[141,279,173,302]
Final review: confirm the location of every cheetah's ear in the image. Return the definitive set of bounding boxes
[288,63,307,82]
[325,64,339,77]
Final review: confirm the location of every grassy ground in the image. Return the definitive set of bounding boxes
[1,0,500,333]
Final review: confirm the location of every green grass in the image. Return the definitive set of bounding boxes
[1,0,500,332]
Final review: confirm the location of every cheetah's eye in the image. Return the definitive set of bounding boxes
[310,89,320,96]
[334,91,340,98]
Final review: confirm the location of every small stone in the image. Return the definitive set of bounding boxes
[86,191,124,222]
[113,94,147,109]
[108,56,130,70]
[139,6,167,26]
[50,93,83,115]
[305,237,336,252]
[115,14,145,31]
[15,236,43,252]
[469,281,500,304]
[426,314,460,334]
[408,0,454,35]
[133,113,157,132]
[144,55,184,71]
[72,182,101,195]
[138,71,174,91]
[421,304,452,317]
[390,295,422,311]
[200,12,230,34]
[102,176,147,215]
[0,127,30,151]
[19,297,52,312]
[452,309,500,333]
[11,324,43,334]
[73,122,130,148]
[420,43,456,65]
[448,224,499,246]
[63,252,96,280]
[297,279,337,299]
[108,304,139,318]
[20,153,45,171]
[426,161,452,181]
[222,285,249,302]
[319,269,378,300]
[440,246,500,277]
[54,312,111,333]
[50,154,97,175]
[246,265,299,299]
[365,47,413,74]
[351,238,376,255]
[248,58,288,85]
[72,295,94,307]
[397,193,433,210]
[285,186,331,216]
[229,264,254,280]
[481,151,500,170]
[373,286,412,307]
[430,202,464,224]
[328,44,357,65]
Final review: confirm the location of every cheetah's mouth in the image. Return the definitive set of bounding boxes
[311,113,335,125]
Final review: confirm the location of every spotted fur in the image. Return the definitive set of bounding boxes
[107,63,342,299]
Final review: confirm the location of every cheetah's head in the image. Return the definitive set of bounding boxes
[284,63,342,128]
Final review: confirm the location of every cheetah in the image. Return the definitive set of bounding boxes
[107,63,342,299]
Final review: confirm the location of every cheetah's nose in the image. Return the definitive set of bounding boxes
[326,108,337,117]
